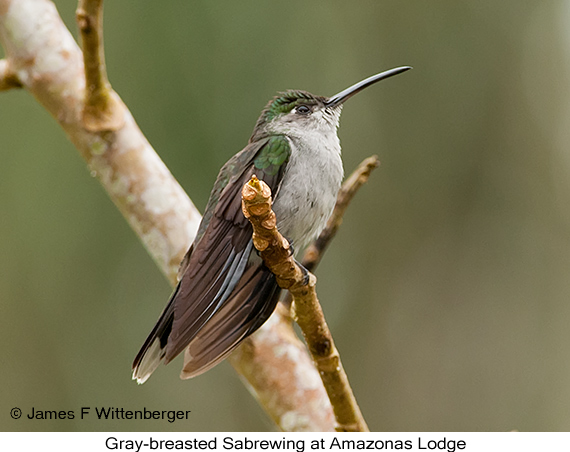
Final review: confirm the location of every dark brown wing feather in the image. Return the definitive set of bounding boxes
[180,258,281,378]
[133,137,288,382]
[165,160,283,363]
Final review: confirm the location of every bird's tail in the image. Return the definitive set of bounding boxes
[132,283,179,384]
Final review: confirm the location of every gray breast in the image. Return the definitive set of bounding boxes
[272,135,343,250]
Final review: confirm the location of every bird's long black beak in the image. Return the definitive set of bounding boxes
[325,66,412,108]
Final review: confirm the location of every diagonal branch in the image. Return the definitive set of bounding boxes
[0,0,334,432]
[282,155,380,309]
[229,157,379,430]
[302,155,380,272]
[0,58,22,91]
[76,0,124,131]
[241,176,370,432]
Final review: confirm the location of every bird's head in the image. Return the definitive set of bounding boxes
[251,66,411,141]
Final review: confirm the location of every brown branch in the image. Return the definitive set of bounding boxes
[76,0,124,131]
[0,0,334,432]
[242,176,369,432]
[0,58,22,90]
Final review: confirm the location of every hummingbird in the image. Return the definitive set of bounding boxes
[132,66,411,383]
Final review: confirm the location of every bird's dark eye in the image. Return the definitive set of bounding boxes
[296,105,311,115]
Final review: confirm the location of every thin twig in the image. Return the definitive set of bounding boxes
[304,155,380,271]
[242,176,370,432]
[0,59,22,91]
[76,0,124,131]
[282,155,380,308]
[0,0,334,432]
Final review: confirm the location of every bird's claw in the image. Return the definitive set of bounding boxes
[296,261,310,285]
[288,242,295,257]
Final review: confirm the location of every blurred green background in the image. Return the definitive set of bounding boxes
[2,0,570,432]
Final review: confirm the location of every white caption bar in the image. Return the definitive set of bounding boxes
[1,432,568,452]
